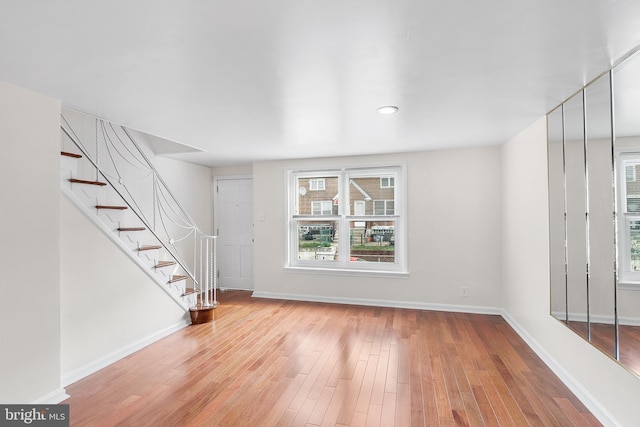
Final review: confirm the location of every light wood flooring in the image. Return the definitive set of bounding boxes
[567,320,640,376]
[63,290,600,426]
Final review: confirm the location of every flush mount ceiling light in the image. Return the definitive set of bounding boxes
[377,105,399,114]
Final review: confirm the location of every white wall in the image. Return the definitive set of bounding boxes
[501,117,640,427]
[253,147,503,310]
[0,82,63,402]
[153,155,214,236]
[212,165,253,178]
[60,196,188,384]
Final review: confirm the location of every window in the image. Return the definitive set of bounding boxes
[627,164,638,183]
[288,165,406,274]
[380,177,395,188]
[373,200,394,215]
[617,154,640,283]
[309,178,325,191]
[311,200,332,216]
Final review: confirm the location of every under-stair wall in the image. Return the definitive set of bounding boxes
[60,195,189,385]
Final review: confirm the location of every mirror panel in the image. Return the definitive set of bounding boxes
[548,46,640,377]
[584,72,617,358]
[563,92,589,340]
[613,51,640,376]
[548,106,567,323]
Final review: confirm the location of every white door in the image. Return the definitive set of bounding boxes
[215,177,253,290]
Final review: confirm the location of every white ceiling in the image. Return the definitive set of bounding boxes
[2,1,640,167]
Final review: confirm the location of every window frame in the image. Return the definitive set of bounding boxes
[286,164,407,275]
[616,152,640,285]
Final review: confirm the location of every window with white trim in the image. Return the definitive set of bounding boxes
[618,154,640,283]
[288,165,406,273]
[380,177,395,188]
[373,200,394,215]
[311,200,332,216]
[309,178,325,191]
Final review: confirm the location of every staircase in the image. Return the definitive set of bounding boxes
[59,111,217,323]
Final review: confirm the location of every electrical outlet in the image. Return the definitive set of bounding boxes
[461,286,469,297]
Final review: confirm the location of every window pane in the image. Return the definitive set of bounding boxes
[386,201,394,215]
[310,178,325,191]
[625,161,640,212]
[297,220,338,261]
[631,220,640,271]
[373,200,384,215]
[311,200,332,215]
[349,176,395,216]
[349,220,395,263]
[373,200,393,215]
[380,177,395,188]
[297,176,339,215]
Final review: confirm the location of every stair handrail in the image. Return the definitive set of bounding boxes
[61,113,217,307]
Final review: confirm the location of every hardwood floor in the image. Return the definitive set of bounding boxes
[63,291,600,426]
[567,320,640,376]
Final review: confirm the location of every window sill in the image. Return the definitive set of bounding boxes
[284,265,409,279]
[618,281,640,290]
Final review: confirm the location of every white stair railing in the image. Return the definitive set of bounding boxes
[61,110,217,310]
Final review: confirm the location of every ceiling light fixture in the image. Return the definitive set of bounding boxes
[377,105,399,114]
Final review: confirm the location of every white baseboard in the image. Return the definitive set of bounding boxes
[500,310,618,427]
[251,291,502,315]
[31,388,70,404]
[61,319,189,387]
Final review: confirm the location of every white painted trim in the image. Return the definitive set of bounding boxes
[31,388,70,404]
[617,282,640,291]
[251,291,501,315]
[500,310,619,427]
[284,265,409,278]
[61,319,189,387]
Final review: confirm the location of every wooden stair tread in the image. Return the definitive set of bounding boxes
[155,261,176,268]
[170,275,188,283]
[61,151,82,158]
[139,245,162,251]
[182,288,198,296]
[96,205,128,210]
[118,227,146,231]
[69,178,107,186]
